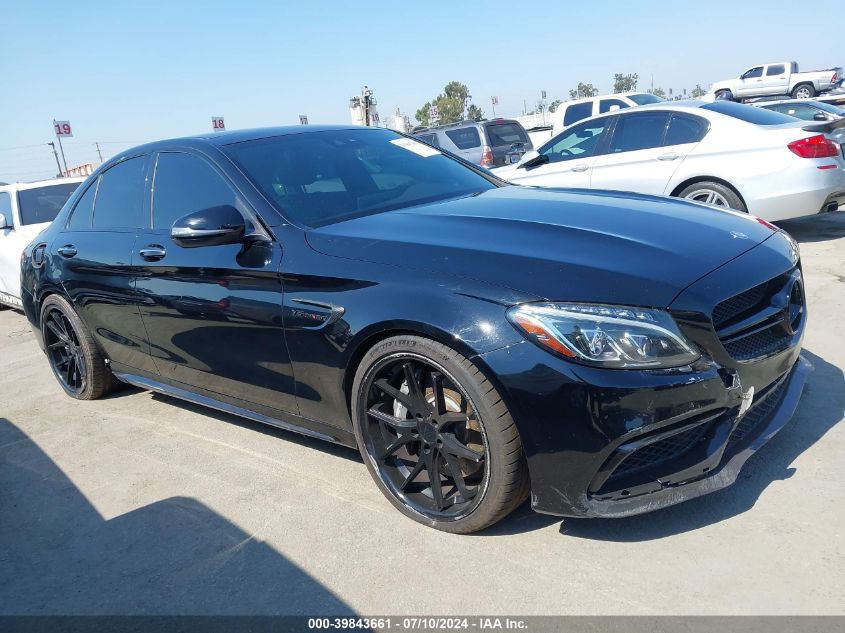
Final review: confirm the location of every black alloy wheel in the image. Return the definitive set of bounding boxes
[40,294,118,400]
[44,306,87,394]
[352,336,529,533]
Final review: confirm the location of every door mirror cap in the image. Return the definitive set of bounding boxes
[0,213,9,230]
[517,150,542,168]
[813,112,828,121]
[171,204,246,248]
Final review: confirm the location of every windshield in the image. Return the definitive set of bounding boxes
[224,128,498,227]
[17,182,80,225]
[702,101,796,125]
[627,93,664,105]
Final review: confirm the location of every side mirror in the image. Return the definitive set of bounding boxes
[517,150,542,168]
[608,105,621,112]
[171,204,246,248]
[813,112,828,121]
[0,213,10,230]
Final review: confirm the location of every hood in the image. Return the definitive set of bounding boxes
[305,187,776,308]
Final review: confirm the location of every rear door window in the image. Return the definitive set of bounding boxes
[563,102,593,127]
[608,112,671,153]
[766,64,786,76]
[92,157,146,230]
[663,114,709,145]
[485,122,528,146]
[17,183,80,226]
[444,127,481,150]
[777,104,821,121]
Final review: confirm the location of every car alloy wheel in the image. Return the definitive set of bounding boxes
[44,307,88,395]
[684,188,730,208]
[358,353,490,521]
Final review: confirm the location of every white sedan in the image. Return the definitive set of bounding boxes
[0,177,83,308]
[492,100,845,221]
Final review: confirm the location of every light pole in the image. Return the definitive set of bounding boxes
[47,142,63,178]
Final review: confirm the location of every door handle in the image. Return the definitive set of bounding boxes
[657,152,679,161]
[56,245,77,258]
[139,245,166,261]
[571,164,589,172]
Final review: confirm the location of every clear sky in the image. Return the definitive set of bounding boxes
[1,0,838,183]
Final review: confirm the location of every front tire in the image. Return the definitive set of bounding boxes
[351,335,529,533]
[715,89,734,101]
[40,294,117,400]
[791,83,815,99]
[678,181,746,212]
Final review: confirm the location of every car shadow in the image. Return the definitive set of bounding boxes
[776,212,845,243]
[555,349,843,542]
[0,417,364,617]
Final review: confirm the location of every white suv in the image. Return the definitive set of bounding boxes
[551,92,663,135]
[0,178,83,308]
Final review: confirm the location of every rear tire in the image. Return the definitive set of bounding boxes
[351,335,530,534]
[40,294,118,400]
[678,181,746,212]
[791,83,815,99]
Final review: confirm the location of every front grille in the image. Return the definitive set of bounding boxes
[726,374,790,452]
[609,423,710,481]
[712,269,803,362]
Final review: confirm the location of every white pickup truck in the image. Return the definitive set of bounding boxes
[711,61,843,101]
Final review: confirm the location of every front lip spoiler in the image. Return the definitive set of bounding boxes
[548,354,812,519]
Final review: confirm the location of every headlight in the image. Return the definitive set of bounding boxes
[507,303,700,369]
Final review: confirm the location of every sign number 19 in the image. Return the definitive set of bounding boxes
[53,121,73,137]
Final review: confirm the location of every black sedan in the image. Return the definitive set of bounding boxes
[20,126,809,533]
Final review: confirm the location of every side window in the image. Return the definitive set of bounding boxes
[153,153,238,230]
[67,179,99,230]
[664,114,709,146]
[0,192,11,225]
[444,128,481,150]
[415,133,438,146]
[608,112,671,153]
[563,102,593,127]
[599,99,629,114]
[742,67,763,79]
[781,105,818,121]
[766,64,785,76]
[540,120,608,164]
[92,157,146,230]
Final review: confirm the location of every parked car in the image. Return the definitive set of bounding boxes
[21,126,809,533]
[493,100,845,221]
[0,177,84,308]
[551,92,664,136]
[711,61,843,101]
[755,99,845,123]
[412,118,532,167]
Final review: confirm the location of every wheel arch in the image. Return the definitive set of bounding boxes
[669,175,748,210]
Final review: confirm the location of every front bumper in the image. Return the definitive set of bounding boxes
[478,230,809,519]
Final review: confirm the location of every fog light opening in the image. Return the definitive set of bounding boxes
[620,490,630,497]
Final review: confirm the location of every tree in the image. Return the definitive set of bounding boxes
[466,104,484,121]
[691,84,707,98]
[568,82,598,100]
[548,99,562,113]
[415,81,472,126]
[613,73,639,93]
[649,86,666,99]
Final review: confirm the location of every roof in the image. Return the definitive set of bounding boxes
[0,176,86,191]
[178,124,367,146]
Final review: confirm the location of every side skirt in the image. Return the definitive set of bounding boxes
[113,370,357,448]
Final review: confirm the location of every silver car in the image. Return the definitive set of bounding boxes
[413,119,532,168]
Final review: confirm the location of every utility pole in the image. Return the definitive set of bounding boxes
[47,142,63,178]
[95,142,104,163]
